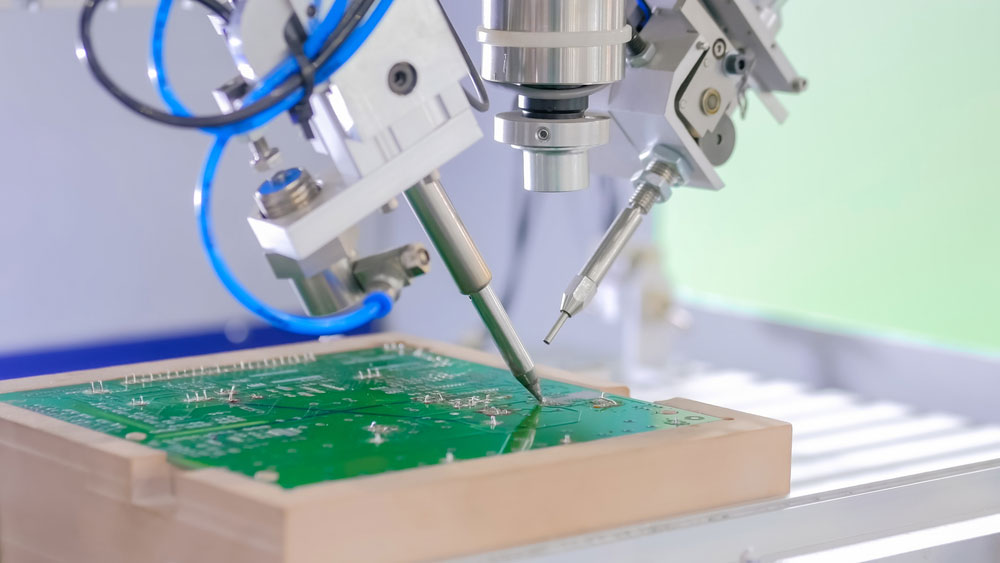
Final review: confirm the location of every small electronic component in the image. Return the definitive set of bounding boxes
[591,394,621,409]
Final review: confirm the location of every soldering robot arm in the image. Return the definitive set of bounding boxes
[529,0,808,342]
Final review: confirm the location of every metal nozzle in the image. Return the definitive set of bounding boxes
[544,148,687,345]
[471,285,544,402]
[544,312,570,345]
[521,372,544,404]
[542,198,650,346]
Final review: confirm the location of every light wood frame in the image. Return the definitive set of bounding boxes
[0,333,791,562]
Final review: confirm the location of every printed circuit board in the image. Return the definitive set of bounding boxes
[0,343,718,488]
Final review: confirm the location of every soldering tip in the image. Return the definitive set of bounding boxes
[543,312,570,345]
[526,375,544,404]
[514,368,544,403]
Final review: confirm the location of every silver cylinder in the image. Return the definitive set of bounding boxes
[469,285,536,383]
[480,0,629,86]
[553,182,655,323]
[585,197,648,282]
[496,111,610,192]
[255,168,321,219]
[291,266,362,317]
[523,151,589,192]
[404,175,492,295]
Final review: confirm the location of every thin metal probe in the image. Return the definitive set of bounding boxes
[544,312,569,345]
[545,165,677,345]
[406,173,543,402]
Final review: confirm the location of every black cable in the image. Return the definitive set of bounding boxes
[283,16,317,138]
[309,0,377,74]
[77,0,373,130]
[191,0,232,21]
[80,0,300,128]
[434,0,489,112]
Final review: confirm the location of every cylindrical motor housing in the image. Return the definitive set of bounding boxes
[479,0,630,86]
[480,0,629,192]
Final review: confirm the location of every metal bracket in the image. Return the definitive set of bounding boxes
[352,243,432,300]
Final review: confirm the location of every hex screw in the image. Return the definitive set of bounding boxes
[388,62,418,95]
[712,38,727,59]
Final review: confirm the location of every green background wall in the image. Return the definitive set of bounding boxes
[661,0,1000,352]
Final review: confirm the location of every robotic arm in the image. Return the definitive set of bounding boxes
[503,0,808,343]
[76,0,803,400]
[210,0,543,400]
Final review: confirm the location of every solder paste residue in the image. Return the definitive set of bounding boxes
[0,345,719,488]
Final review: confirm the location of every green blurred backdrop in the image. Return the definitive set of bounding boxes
[660,0,1000,352]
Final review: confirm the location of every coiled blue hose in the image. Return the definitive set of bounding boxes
[196,136,392,335]
[151,0,396,335]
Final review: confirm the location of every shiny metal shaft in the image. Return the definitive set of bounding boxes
[291,268,361,316]
[406,173,492,294]
[481,0,628,87]
[544,183,661,345]
[470,286,543,402]
[406,173,543,402]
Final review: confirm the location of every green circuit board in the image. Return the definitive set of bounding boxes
[0,343,719,489]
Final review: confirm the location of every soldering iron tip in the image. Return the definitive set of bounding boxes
[526,377,544,404]
[544,312,570,345]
